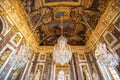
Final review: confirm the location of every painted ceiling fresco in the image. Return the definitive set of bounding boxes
[38,22,87,46]
[20,0,110,46]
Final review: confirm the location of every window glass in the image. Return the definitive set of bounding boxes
[58,70,65,80]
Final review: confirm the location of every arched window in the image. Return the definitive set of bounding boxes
[58,70,65,80]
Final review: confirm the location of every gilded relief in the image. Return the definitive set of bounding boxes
[82,65,90,80]
[79,54,86,61]
[53,7,70,21]
[38,65,44,73]
[10,32,23,47]
[36,64,44,79]
[80,63,92,80]
[40,54,46,60]
[13,34,21,44]
[0,48,12,67]
[66,76,69,80]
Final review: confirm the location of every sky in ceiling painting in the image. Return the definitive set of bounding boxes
[45,0,78,3]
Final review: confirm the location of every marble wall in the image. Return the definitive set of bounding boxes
[0,15,26,80]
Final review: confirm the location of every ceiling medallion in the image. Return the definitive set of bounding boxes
[53,8,72,65]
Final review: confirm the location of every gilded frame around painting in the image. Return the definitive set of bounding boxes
[38,53,46,62]
[35,63,45,80]
[42,0,80,6]
[53,7,70,21]
[78,53,87,62]
[79,63,92,80]
[103,31,117,46]
[10,32,23,47]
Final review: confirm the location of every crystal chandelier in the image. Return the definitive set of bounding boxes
[95,43,120,67]
[53,36,72,65]
[53,10,72,65]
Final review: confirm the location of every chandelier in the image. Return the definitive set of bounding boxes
[95,43,120,67]
[53,10,72,65]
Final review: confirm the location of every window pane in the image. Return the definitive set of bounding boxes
[58,70,65,80]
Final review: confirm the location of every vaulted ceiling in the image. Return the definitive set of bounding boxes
[21,0,110,46]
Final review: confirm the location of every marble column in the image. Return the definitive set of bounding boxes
[42,54,52,80]
[73,54,83,80]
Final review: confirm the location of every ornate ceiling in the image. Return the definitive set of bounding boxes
[20,0,110,46]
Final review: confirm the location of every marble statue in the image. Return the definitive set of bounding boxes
[92,72,99,80]
[34,70,41,80]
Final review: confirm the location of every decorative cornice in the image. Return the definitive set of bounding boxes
[37,46,85,53]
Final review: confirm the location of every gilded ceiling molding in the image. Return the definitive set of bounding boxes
[34,0,44,10]
[53,7,70,21]
[37,46,85,53]
[86,0,120,52]
[0,0,39,52]
[0,6,6,16]
[42,0,93,8]
[42,1,81,6]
